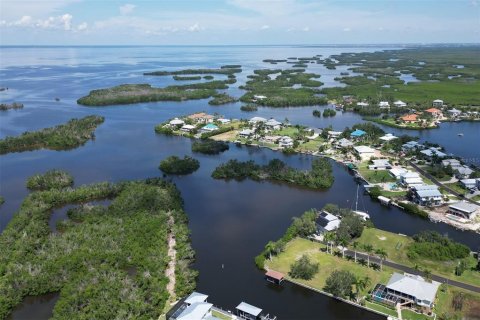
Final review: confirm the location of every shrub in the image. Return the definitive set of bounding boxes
[324,270,357,298]
[159,156,200,175]
[26,169,74,191]
[191,140,229,155]
[407,231,470,261]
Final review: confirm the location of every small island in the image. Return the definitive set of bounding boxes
[212,158,334,190]
[0,115,104,154]
[191,140,229,155]
[159,155,200,175]
[26,169,74,191]
[0,102,24,111]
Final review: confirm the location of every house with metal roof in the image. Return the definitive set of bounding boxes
[239,129,254,138]
[368,159,392,170]
[454,165,473,179]
[379,133,398,142]
[460,178,477,190]
[372,273,440,313]
[201,123,219,133]
[336,138,353,149]
[236,302,263,320]
[278,136,294,148]
[447,108,462,117]
[316,211,340,233]
[401,141,424,152]
[354,145,375,160]
[420,148,446,160]
[448,201,479,220]
[264,118,282,130]
[169,118,185,127]
[379,101,390,108]
[350,129,366,138]
[357,102,369,107]
[412,185,443,206]
[394,100,407,107]
[249,117,267,125]
[432,99,444,107]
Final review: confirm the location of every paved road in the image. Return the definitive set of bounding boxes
[342,249,480,293]
[409,161,480,206]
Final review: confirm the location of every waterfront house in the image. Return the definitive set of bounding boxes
[167,291,213,320]
[350,129,366,138]
[357,102,369,107]
[169,118,185,128]
[368,159,392,170]
[454,165,473,179]
[432,99,444,108]
[249,117,267,125]
[394,100,407,107]
[372,273,440,314]
[442,158,461,168]
[187,112,214,124]
[336,138,353,149]
[460,178,477,190]
[389,167,407,179]
[239,129,254,138]
[236,302,263,320]
[425,108,443,119]
[261,135,281,144]
[278,136,294,148]
[328,131,343,139]
[399,171,423,188]
[265,118,282,130]
[316,211,340,233]
[379,101,390,108]
[354,145,375,160]
[447,108,462,118]
[412,185,443,206]
[265,270,284,285]
[201,123,219,133]
[180,124,196,133]
[448,201,479,220]
[420,148,446,160]
[401,114,418,123]
[253,95,267,100]
[217,118,231,125]
[379,133,398,142]
[343,95,354,104]
[402,140,424,152]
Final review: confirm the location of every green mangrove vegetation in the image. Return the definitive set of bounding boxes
[191,140,229,155]
[240,69,327,107]
[407,231,470,261]
[212,158,334,190]
[0,115,104,154]
[26,170,74,191]
[144,67,241,76]
[0,175,197,319]
[323,109,336,117]
[208,93,238,105]
[240,104,258,112]
[159,156,200,175]
[0,102,24,111]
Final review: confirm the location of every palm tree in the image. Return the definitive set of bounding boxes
[339,239,348,259]
[363,244,373,267]
[355,276,371,302]
[352,241,359,263]
[265,241,275,260]
[423,268,432,282]
[323,232,335,254]
[375,248,388,271]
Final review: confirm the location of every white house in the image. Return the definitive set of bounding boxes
[379,101,390,108]
[448,201,479,220]
[169,118,185,127]
[354,145,376,160]
[447,108,462,117]
[432,99,444,108]
[368,159,392,170]
[238,129,254,138]
[265,118,282,130]
[316,211,340,233]
[253,95,267,100]
[402,141,424,152]
[454,165,473,179]
[278,136,294,148]
[394,100,407,108]
[249,116,267,125]
[380,133,398,142]
[357,102,369,107]
[389,168,408,179]
[412,185,443,206]
[442,159,461,169]
[420,148,446,160]
[460,179,477,190]
[217,118,231,124]
[336,138,353,149]
[399,171,423,188]
[180,124,196,132]
[328,131,343,139]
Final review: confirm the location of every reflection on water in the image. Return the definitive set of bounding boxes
[7,293,59,320]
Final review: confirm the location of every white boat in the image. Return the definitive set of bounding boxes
[353,184,370,220]
[458,133,464,136]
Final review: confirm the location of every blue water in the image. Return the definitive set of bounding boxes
[1,46,479,319]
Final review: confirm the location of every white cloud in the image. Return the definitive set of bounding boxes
[14,16,32,26]
[3,13,80,31]
[343,27,351,32]
[188,23,201,32]
[260,24,270,30]
[77,22,87,31]
[302,26,309,32]
[0,0,79,21]
[119,4,136,16]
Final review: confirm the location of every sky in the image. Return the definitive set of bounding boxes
[0,0,479,45]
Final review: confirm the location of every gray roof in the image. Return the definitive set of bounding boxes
[236,302,262,316]
[413,185,438,191]
[449,201,479,214]
[387,273,440,305]
[185,292,208,305]
[420,148,446,158]
[177,302,213,320]
[415,189,442,198]
[265,119,282,126]
[455,166,473,175]
[337,138,353,147]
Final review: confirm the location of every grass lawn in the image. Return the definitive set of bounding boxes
[210,130,238,142]
[402,309,434,320]
[266,238,393,297]
[364,301,398,317]
[471,195,480,202]
[435,285,480,319]
[271,127,299,137]
[211,309,233,320]
[355,228,480,287]
[297,138,324,152]
[378,190,407,198]
[444,182,468,195]
[357,162,396,183]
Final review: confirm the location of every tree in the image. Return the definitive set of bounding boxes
[363,244,374,267]
[289,255,319,280]
[423,268,432,282]
[324,270,357,298]
[355,276,371,302]
[324,232,335,254]
[265,241,276,260]
[352,241,359,263]
[375,248,388,271]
